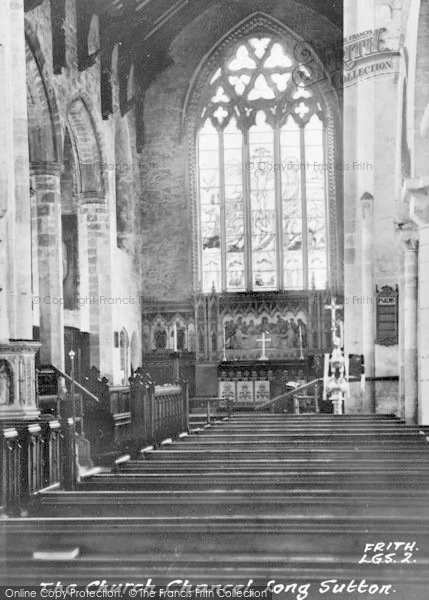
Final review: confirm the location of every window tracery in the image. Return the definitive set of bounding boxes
[197,36,328,292]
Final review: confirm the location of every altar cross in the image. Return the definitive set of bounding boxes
[257,331,271,361]
[325,297,343,343]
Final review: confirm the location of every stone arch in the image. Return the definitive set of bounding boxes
[66,97,105,196]
[183,11,342,294]
[115,116,134,249]
[24,19,62,164]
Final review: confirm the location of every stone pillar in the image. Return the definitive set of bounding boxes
[361,193,376,412]
[418,222,429,424]
[30,187,40,332]
[397,225,418,423]
[397,245,405,420]
[404,182,429,423]
[79,199,113,380]
[0,18,10,343]
[8,0,33,340]
[31,162,65,370]
[0,214,9,343]
[0,0,41,420]
[0,0,33,341]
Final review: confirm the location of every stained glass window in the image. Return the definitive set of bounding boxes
[197,37,329,292]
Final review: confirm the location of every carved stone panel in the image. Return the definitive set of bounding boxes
[0,360,13,406]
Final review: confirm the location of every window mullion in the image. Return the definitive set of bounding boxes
[218,129,227,292]
[196,135,203,291]
[274,126,283,291]
[243,128,252,291]
[323,124,330,290]
[300,126,309,289]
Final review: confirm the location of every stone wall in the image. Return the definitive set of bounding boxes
[343,0,404,413]
[25,0,143,383]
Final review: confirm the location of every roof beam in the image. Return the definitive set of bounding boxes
[136,0,154,12]
[144,0,189,40]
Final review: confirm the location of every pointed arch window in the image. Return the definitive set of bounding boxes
[197,37,328,292]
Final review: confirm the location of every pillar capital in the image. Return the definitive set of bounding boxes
[402,177,429,228]
[30,161,62,177]
[395,221,419,252]
[76,191,107,205]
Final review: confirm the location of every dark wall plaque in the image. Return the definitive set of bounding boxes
[376,285,399,346]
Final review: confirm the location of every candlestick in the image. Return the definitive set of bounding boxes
[298,324,304,360]
[222,324,227,361]
[173,323,178,352]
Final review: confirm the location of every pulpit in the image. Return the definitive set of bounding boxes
[0,342,40,420]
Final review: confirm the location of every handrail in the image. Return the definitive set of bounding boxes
[257,378,323,410]
[189,397,220,403]
[259,374,397,411]
[51,365,100,403]
[154,385,182,396]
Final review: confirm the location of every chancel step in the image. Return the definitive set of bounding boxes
[34,490,429,518]
[5,516,429,555]
[3,412,429,600]
[120,460,429,472]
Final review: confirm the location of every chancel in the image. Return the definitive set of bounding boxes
[1,0,429,596]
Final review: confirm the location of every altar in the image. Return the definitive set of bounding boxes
[138,290,335,400]
[219,378,271,407]
[217,358,310,409]
[191,290,333,399]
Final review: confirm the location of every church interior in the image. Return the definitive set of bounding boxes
[1,0,429,595]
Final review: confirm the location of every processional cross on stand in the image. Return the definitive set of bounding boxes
[324,297,347,415]
[257,331,271,361]
[324,297,343,345]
